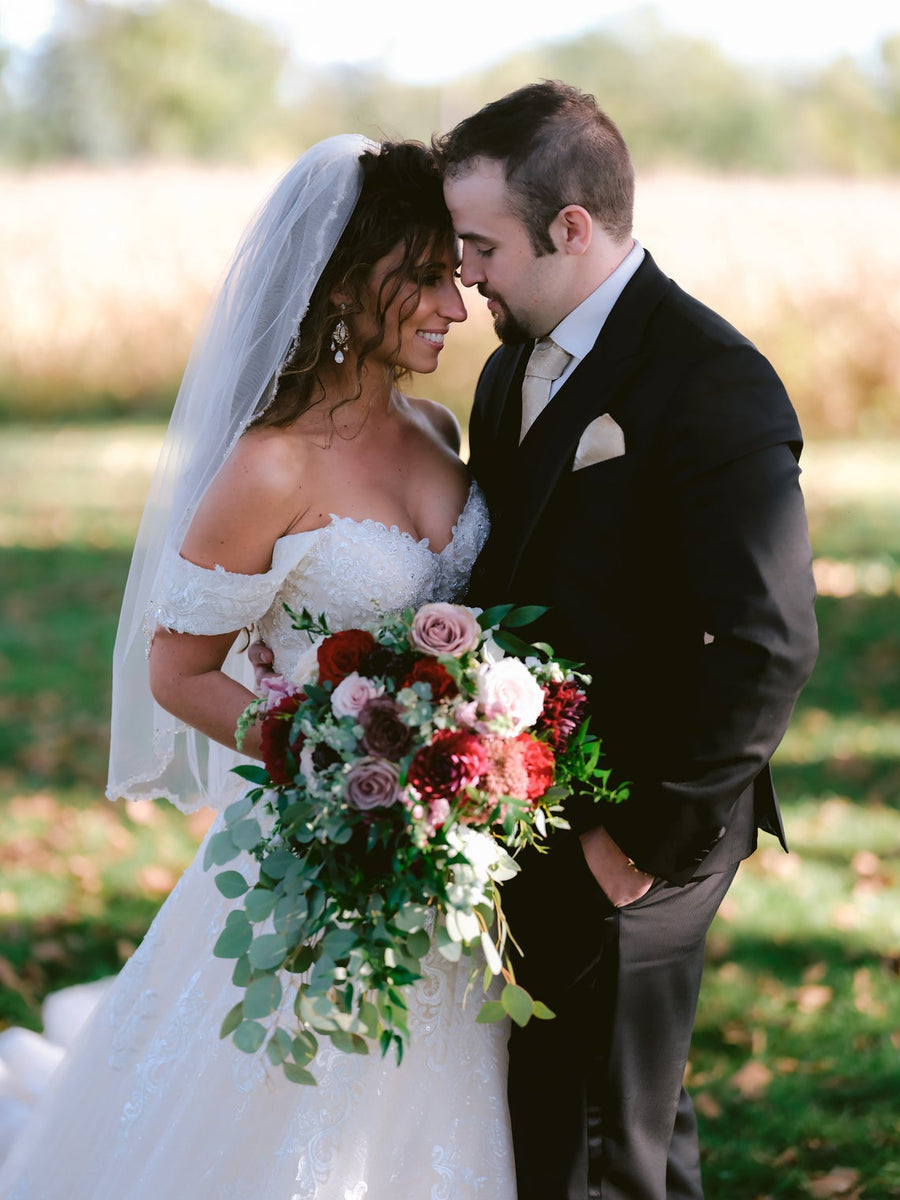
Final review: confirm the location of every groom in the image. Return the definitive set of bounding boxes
[434,82,818,1199]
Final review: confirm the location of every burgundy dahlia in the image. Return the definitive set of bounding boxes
[407,729,489,800]
[537,680,589,750]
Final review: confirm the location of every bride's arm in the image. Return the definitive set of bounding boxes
[148,430,306,758]
[149,627,264,758]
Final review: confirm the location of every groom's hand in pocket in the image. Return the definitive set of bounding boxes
[579,826,655,907]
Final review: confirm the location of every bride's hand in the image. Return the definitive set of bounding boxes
[248,639,277,690]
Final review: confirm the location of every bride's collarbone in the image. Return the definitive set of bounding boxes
[282,466,470,548]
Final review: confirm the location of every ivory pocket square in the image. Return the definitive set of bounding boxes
[573,413,626,471]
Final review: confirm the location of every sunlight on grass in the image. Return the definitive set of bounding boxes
[0,423,165,548]
[2,424,899,1196]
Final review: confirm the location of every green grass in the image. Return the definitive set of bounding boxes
[1,426,899,1197]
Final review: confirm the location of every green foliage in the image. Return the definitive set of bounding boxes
[2,4,900,172]
[8,0,288,161]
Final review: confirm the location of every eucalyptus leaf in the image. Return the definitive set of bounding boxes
[259,848,295,880]
[203,829,239,869]
[231,954,252,988]
[358,999,379,1040]
[213,913,252,959]
[330,1030,369,1056]
[214,870,249,899]
[501,983,535,1027]
[283,1062,317,1086]
[404,929,431,960]
[248,932,288,970]
[392,904,430,933]
[476,1000,507,1024]
[223,796,254,823]
[232,1019,266,1054]
[230,817,263,851]
[243,974,283,1019]
[219,1001,244,1039]
[266,1037,287,1065]
[322,927,357,962]
[292,1030,318,1065]
[244,888,278,923]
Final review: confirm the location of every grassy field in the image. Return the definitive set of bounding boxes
[1,425,899,1197]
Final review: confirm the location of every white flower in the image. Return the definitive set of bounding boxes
[480,634,506,664]
[330,671,383,718]
[290,643,320,688]
[474,657,546,736]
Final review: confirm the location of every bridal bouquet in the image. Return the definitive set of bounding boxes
[205,601,628,1085]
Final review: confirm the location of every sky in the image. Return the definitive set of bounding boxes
[1,0,898,84]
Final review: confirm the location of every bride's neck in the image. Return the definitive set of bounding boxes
[301,364,398,440]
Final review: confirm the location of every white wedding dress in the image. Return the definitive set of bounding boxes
[0,482,517,1200]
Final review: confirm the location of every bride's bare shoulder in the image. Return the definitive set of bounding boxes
[406,396,462,454]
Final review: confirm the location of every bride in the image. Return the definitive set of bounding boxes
[0,136,516,1199]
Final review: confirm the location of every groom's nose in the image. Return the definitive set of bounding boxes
[458,245,484,288]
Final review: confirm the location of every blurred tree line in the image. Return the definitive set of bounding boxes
[1,0,899,173]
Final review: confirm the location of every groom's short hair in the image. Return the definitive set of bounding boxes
[433,80,634,256]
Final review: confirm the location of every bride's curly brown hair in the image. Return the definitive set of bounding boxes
[254,140,454,428]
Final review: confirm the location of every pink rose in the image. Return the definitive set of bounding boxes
[330,672,383,719]
[345,757,401,811]
[258,673,298,709]
[409,603,481,657]
[475,658,545,736]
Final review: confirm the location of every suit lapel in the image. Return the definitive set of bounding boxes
[492,253,672,591]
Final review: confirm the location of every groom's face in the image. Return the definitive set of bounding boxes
[444,159,563,344]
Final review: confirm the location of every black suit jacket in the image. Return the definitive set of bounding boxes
[467,252,819,884]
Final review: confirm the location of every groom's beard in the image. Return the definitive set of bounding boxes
[478,287,532,346]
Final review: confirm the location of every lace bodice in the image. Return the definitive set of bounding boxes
[150,482,489,679]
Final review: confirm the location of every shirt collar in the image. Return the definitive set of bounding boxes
[550,240,645,363]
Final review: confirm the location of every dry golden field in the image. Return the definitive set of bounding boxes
[2,162,899,434]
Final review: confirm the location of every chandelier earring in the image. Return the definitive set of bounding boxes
[330,305,350,364]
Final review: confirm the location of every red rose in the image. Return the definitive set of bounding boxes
[516,732,556,800]
[537,680,589,750]
[403,657,458,701]
[408,729,488,800]
[316,629,377,687]
[259,694,305,787]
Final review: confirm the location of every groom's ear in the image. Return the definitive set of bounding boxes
[550,205,592,257]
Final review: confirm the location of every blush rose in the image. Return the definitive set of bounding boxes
[474,657,546,736]
[330,672,383,719]
[408,603,481,657]
[345,757,401,810]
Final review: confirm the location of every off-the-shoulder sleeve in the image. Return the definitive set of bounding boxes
[147,552,283,636]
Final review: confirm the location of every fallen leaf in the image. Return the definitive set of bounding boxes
[730,1059,772,1099]
[796,984,832,1014]
[807,1167,860,1198]
[693,1092,722,1120]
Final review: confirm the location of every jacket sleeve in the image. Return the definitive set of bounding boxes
[600,345,819,882]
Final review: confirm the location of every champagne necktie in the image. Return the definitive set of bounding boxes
[519,337,572,443]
